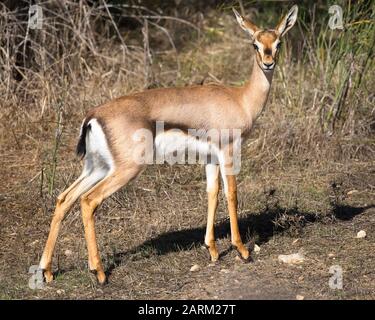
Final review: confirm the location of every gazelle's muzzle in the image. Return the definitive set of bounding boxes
[262,62,275,70]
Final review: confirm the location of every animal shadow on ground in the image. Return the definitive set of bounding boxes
[106,202,373,276]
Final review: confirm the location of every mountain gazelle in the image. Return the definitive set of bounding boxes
[39,6,298,284]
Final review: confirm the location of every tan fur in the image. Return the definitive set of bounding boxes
[39,6,298,284]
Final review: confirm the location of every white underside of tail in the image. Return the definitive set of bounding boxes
[85,119,114,173]
[77,118,115,194]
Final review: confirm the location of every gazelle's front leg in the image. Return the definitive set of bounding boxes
[222,174,250,261]
[204,164,220,262]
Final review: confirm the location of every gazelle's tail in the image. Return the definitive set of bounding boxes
[76,119,91,159]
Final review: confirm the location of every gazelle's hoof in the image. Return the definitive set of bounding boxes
[237,252,253,263]
[43,270,54,283]
[231,245,253,263]
[90,269,107,285]
[97,271,107,285]
[210,252,219,262]
[203,243,219,262]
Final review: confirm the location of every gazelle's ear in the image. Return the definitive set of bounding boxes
[232,8,259,37]
[276,5,298,37]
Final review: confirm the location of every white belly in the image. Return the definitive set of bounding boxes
[154,130,219,165]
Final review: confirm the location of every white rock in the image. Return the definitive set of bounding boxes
[347,190,358,195]
[254,244,261,253]
[64,249,73,256]
[278,252,305,265]
[220,269,230,274]
[190,264,200,272]
[296,295,305,300]
[356,230,366,238]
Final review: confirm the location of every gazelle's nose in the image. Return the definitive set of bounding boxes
[263,62,275,69]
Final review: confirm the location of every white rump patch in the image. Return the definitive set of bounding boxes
[82,118,114,178]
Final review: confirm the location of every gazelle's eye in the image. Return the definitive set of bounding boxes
[276,42,282,50]
[253,43,259,51]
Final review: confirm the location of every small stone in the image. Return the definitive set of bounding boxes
[190,264,200,272]
[278,252,305,265]
[56,289,65,295]
[328,253,335,258]
[356,230,366,238]
[64,249,73,256]
[235,256,242,262]
[296,295,304,300]
[298,275,304,282]
[254,244,261,253]
[292,239,299,245]
[220,269,230,274]
[347,190,358,195]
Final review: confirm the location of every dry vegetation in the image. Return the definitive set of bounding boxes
[0,0,374,299]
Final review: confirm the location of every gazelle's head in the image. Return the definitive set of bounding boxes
[233,5,298,72]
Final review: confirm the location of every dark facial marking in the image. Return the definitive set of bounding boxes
[264,48,272,55]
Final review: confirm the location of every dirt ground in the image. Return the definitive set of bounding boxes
[0,138,374,299]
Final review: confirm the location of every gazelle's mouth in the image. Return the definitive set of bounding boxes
[262,62,275,71]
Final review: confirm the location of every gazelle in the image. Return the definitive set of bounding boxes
[39,6,298,284]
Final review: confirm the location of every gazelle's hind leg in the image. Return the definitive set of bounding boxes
[39,169,107,282]
[80,165,143,284]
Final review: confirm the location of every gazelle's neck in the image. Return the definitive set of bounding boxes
[242,56,274,122]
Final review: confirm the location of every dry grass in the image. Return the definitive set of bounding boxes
[0,1,374,299]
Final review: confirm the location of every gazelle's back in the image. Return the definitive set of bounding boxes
[85,84,249,135]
